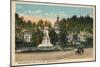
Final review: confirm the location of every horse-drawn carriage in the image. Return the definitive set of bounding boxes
[75,45,84,55]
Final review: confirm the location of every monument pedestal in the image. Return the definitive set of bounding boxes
[37,37,53,48]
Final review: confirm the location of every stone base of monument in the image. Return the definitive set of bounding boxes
[36,43,60,51]
[37,47,55,51]
[37,45,56,51]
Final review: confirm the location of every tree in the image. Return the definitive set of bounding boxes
[37,19,44,29]
[32,28,43,47]
[59,32,67,47]
[26,20,33,30]
[59,18,67,32]
[49,29,58,46]
[15,13,24,41]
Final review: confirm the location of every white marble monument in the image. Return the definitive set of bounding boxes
[37,27,53,48]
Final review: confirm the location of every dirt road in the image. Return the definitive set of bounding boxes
[15,48,94,64]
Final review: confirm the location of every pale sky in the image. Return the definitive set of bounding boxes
[16,2,93,25]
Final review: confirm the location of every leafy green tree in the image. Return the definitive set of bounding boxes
[59,31,67,47]
[26,20,33,30]
[49,29,58,46]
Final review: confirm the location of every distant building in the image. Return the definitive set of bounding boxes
[23,31,32,43]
